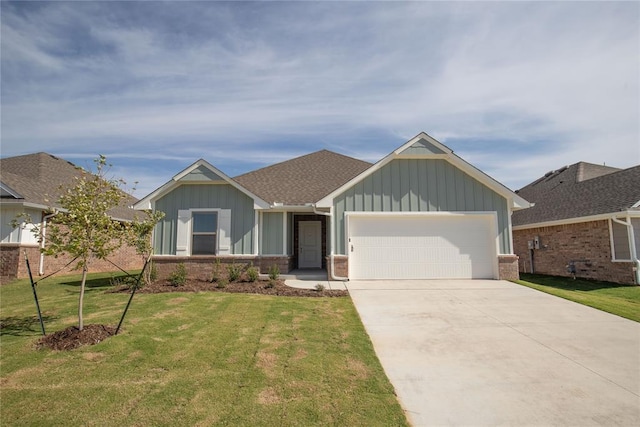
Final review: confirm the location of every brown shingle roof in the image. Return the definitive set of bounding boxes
[512,162,640,226]
[234,150,372,205]
[0,152,137,221]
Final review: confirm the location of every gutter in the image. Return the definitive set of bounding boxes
[513,211,639,231]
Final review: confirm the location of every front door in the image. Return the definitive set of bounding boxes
[299,221,322,268]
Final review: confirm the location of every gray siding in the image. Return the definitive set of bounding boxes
[154,184,255,255]
[261,212,284,254]
[179,165,225,182]
[333,159,510,254]
[399,137,447,156]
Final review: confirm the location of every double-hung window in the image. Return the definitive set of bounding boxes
[192,212,218,255]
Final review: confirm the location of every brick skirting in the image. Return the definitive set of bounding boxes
[151,256,294,282]
[146,254,520,283]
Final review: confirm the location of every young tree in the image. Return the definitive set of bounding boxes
[17,155,161,331]
[126,209,165,285]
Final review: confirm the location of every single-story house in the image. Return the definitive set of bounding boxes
[0,152,141,281]
[134,132,530,281]
[512,162,640,285]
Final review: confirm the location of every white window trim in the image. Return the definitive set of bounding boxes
[176,208,232,256]
[609,217,634,262]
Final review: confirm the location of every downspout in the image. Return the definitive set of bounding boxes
[612,217,640,285]
[316,205,349,282]
[39,211,58,275]
[529,247,534,274]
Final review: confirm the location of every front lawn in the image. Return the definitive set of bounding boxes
[0,272,408,426]
[516,274,640,322]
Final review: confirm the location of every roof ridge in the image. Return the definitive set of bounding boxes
[234,149,371,179]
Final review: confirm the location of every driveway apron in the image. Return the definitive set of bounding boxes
[347,280,640,426]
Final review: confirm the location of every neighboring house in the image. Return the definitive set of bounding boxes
[0,152,141,281]
[512,162,640,285]
[134,132,530,281]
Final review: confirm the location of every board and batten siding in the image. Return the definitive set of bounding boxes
[333,159,510,255]
[154,184,255,255]
[261,212,284,255]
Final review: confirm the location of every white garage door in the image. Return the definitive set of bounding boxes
[348,214,497,280]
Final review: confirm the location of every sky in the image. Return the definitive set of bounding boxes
[1,0,639,198]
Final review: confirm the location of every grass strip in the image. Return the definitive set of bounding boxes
[515,273,640,322]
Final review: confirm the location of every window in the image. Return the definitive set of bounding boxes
[192,212,218,255]
[176,209,231,256]
[611,219,631,261]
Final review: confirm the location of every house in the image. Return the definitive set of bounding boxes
[134,132,530,282]
[0,152,142,281]
[512,162,640,285]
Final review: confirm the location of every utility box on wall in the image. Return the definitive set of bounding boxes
[533,236,541,250]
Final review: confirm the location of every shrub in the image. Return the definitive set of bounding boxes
[315,283,325,292]
[246,263,259,282]
[148,262,158,283]
[268,264,280,281]
[110,275,139,290]
[265,280,276,289]
[227,262,242,282]
[169,263,187,287]
[211,258,222,283]
[216,279,228,289]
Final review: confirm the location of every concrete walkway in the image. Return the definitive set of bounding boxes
[283,269,348,290]
[348,280,640,426]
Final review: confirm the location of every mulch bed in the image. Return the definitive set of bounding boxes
[38,279,347,351]
[128,278,349,298]
[36,324,116,351]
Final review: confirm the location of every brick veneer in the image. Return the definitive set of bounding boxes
[151,256,294,282]
[1,241,143,284]
[498,255,520,281]
[326,255,348,280]
[513,220,636,285]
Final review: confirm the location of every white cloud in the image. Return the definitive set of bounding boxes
[1,1,638,193]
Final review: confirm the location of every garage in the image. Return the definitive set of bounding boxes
[347,213,498,280]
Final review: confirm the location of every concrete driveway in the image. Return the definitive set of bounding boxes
[347,280,640,426]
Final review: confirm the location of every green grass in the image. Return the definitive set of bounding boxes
[516,274,640,322]
[1,272,408,426]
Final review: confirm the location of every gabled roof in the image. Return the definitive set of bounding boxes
[0,152,138,221]
[512,162,640,227]
[133,159,270,210]
[234,150,372,205]
[316,132,530,209]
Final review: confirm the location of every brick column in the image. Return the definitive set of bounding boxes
[498,255,520,281]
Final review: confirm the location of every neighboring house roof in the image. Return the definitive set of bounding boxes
[512,162,640,227]
[0,152,138,221]
[316,132,531,210]
[234,149,372,205]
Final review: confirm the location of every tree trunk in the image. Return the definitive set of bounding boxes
[78,265,88,331]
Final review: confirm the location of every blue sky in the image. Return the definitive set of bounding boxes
[2,1,638,198]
